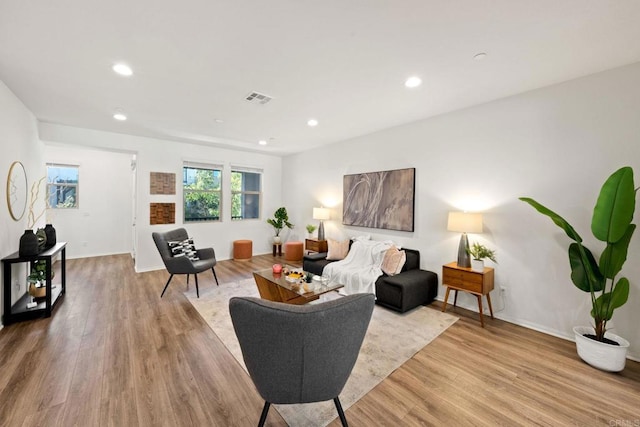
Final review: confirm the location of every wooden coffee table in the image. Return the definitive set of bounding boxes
[252,268,344,305]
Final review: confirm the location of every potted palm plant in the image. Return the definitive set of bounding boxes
[520,166,636,372]
[467,242,497,272]
[266,207,294,243]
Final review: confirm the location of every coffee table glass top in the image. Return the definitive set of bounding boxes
[253,267,344,299]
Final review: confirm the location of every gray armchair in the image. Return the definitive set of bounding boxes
[152,228,219,298]
[229,294,375,427]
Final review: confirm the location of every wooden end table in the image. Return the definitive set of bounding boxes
[441,261,494,327]
[272,243,282,256]
[305,238,327,253]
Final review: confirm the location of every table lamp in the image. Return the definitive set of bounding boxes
[447,211,483,268]
[313,207,330,241]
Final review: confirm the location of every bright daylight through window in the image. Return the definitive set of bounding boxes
[183,164,222,222]
[47,164,79,208]
[231,168,262,220]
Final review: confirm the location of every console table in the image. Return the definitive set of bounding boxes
[2,242,66,325]
[441,261,494,327]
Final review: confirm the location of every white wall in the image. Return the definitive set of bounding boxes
[38,124,283,272]
[0,80,45,321]
[282,62,640,360]
[44,145,134,259]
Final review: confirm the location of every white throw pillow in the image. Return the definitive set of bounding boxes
[326,239,349,260]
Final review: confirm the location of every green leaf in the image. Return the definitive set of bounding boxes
[569,243,603,292]
[592,167,635,243]
[599,224,636,279]
[591,279,629,321]
[519,197,582,243]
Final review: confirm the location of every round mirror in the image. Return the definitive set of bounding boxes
[6,161,28,221]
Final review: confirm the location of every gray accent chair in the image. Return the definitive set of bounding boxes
[152,228,219,298]
[229,294,375,427]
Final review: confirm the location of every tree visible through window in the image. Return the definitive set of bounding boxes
[231,169,261,220]
[183,165,221,222]
[47,164,79,208]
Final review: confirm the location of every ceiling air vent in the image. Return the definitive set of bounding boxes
[245,91,273,105]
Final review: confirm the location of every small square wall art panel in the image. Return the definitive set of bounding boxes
[343,167,415,232]
[150,203,175,225]
[150,172,176,195]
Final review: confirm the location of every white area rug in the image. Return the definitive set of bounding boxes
[185,279,458,426]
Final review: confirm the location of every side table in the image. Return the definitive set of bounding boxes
[305,238,327,254]
[272,242,282,257]
[441,261,494,327]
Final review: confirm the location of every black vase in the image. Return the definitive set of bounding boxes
[36,228,47,252]
[44,224,56,248]
[19,230,39,257]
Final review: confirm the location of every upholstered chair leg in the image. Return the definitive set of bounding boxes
[195,274,200,298]
[258,402,271,427]
[212,267,219,286]
[160,274,174,298]
[334,397,348,427]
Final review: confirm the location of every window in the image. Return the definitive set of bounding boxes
[183,163,222,222]
[47,164,79,208]
[231,168,262,220]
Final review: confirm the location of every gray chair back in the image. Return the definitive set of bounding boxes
[152,228,189,265]
[229,294,375,404]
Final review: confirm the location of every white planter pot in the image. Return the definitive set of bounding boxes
[471,259,484,272]
[273,236,281,244]
[573,326,629,372]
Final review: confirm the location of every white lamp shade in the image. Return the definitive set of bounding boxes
[447,212,483,233]
[313,207,330,220]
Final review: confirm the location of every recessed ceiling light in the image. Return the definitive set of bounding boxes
[258,140,267,145]
[112,63,133,76]
[307,119,318,127]
[113,113,127,121]
[404,76,422,88]
[473,52,488,61]
[214,118,224,123]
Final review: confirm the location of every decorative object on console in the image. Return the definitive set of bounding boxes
[467,242,497,272]
[19,229,39,257]
[447,211,483,268]
[44,224,56,248]
[313,207,330,240]
[326,239,349,261]
[266,207,293,243]
[520,166,636,372]
[343,167,415,232]
[6,161,28,221]
[36,228,47,251]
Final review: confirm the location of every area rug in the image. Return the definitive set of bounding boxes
[185,279,458,426]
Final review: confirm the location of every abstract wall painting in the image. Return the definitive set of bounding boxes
[343,167,415,232]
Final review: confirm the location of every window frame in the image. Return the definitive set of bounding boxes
[182,162,223,223]
[230,167,262,221]
[46,163,79,209]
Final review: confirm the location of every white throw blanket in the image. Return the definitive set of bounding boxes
[323,239,393,294]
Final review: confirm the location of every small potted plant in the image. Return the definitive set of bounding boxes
[266,207,294,243]
[467,242,497,272]
[305,224,317,238]
[27,260,48,298]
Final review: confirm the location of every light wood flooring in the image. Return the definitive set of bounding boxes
[0,253,639,426]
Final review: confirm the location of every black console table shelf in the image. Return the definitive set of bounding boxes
[2,242,67,325]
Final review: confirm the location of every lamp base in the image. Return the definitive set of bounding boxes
[318,221,325,241]
[456,233,471,268]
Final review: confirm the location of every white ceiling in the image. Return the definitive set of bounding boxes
[2,1,640,156]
